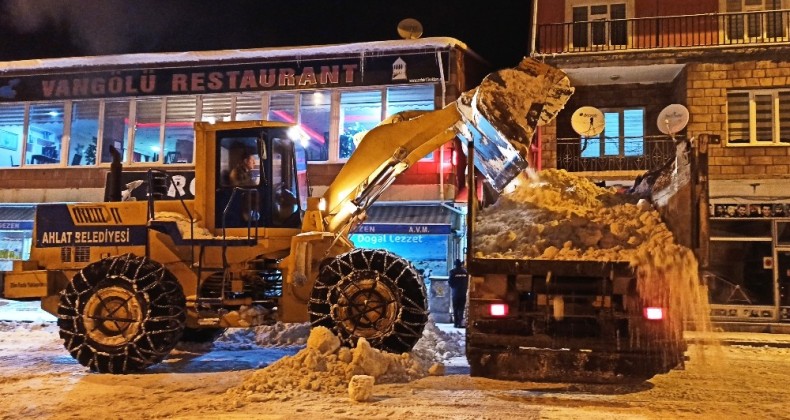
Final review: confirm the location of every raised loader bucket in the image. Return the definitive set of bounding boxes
[456,58,574,193]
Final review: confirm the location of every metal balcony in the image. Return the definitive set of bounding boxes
[555,135,678,173]
[536,10,790,55]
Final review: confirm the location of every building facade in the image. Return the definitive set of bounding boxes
[0,37,489,276]
[534,0,790,328]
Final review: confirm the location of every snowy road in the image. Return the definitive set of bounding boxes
[1,319,790,420]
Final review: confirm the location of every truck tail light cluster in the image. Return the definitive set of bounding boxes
[643,306,665,320]
[489,303,509,317]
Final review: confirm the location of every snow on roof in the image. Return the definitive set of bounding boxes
[0,37,474,74]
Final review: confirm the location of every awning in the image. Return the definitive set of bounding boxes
[355,204,459,234]
[0,205,35,230]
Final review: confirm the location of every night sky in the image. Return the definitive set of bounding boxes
[0,0,534,69]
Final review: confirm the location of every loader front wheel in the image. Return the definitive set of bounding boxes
[308,249,428,353]
[57,253,186,373]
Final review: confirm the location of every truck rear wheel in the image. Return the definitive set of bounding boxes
[308,249,428,353]
[57,253,186,373]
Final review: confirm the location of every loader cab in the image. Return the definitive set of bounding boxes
[194,121,308,232]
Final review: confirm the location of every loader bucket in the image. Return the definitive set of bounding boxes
[456,57,574,193]
[455,90,527,192]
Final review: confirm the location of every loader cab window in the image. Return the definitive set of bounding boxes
[219,137,260,188]
[215,127,303,229]
[271,136,302,226]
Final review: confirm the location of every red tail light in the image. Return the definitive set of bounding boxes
[489,303,509,317]
[643,307,664,320]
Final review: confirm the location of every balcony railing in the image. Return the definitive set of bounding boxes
[555,135,678,173]
[536,10,790,54]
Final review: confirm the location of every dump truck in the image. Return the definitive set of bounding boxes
[0,57,574,374]
[462,128,710,383]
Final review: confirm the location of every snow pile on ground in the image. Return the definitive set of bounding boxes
[229,326,443,402]
[0,321,58,335]
[411,317,465,364]
[214,321,312,349]
[213,317,463,363]
[217,305,274,328]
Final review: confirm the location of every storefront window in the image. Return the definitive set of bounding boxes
[299,91,330,162]
[777,221,790,246]
[386,85,435,116]
[339,90,382,159]
[268,93,296,123]
[708,241,774,305]
[386,85,436,160]
[100,101,131,164]
[27,102,65,165]
[68,100,99,166]
[202,94,232,124]
[133,98,163,163]
[164,96,196,164]
[25,103,64,165]
[0,103,25,168]
[0,205,34,271]
[236,93,263,121]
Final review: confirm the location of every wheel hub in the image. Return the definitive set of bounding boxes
[333,271,399,339]
[82,285,144,347]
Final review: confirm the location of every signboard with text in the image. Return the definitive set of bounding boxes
[34,204,147,248]
[0,52,448,102]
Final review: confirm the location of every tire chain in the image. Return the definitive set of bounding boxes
[308,248,428,353]
[58,253,186,373]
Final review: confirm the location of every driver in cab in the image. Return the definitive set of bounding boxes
[230,152,258,187]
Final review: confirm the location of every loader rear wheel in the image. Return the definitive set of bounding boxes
[57,253,186,373]
[308,248,428,353]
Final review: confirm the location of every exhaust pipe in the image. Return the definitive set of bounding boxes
[104,145,123,202]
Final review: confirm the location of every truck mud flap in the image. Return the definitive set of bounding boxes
[467,346,684,384]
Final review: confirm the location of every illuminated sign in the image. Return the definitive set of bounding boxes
[1,52,447,102]
[0,221,34,230]
[353,224,452,235]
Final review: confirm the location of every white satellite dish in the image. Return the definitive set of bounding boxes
[657,104,690,135]
[397,18,424,39]
[571,106,605,137]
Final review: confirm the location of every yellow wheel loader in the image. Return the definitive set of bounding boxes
[0,58,574,374]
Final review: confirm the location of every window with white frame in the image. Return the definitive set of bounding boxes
[725,0,786,41]
[0,84,438,168]
[727,89,790,145]
[570,2,628,48]
[581,108,644,158]
[339,90,383,159]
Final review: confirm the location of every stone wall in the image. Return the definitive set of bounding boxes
[686,60,790,180]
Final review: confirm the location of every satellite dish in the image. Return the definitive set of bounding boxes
[397,18,424,39]
[657,104,690,135]
[571,106,605,137]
